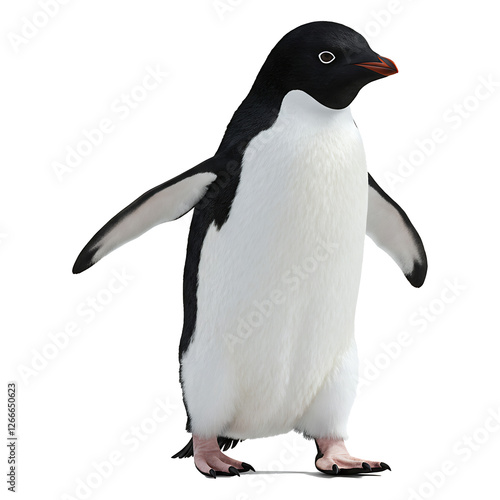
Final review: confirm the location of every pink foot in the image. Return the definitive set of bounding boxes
[193,435,255,478]
[315,437,391,475]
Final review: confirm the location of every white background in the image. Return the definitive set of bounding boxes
[2,1,499,499]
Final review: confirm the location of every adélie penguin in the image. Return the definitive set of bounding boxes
[73,21,427,477]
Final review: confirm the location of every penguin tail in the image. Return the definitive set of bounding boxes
[171,438,193,459]
[172,436,241,459]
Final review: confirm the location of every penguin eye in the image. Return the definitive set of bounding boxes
[318,51,335,64]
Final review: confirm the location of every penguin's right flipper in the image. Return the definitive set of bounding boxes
[366,174,427,287]
[72,161,218,274]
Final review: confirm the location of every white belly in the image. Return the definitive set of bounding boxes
[182,90,368,439]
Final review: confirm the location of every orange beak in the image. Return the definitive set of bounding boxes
[355,56,398,77]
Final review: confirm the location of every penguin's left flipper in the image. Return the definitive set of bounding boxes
[72,160,218,274]
[366,174,427,287]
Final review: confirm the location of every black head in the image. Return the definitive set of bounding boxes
[254,21,398,109]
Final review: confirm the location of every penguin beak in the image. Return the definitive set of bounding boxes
[354,56,398,77]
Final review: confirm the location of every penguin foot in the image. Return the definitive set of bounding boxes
[193,435,255,478]
[314,437,390,476]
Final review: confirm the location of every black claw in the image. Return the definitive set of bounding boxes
[318,459,389,476]
[195,465,218,478]
[241,462,255,472]
[228,466,240,477]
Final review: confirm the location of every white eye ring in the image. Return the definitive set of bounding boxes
[319,51,335,64]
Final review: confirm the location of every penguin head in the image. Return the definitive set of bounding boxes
[256,21,398,109]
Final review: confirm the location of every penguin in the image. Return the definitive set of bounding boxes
[73,21,427,477]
